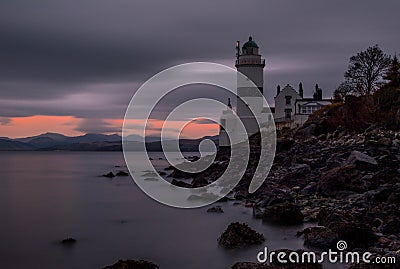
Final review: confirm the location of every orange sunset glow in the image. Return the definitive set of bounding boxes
[0,115,219,139]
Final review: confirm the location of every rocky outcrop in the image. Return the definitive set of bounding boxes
[218,222,265,249]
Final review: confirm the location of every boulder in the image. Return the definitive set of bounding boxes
[316,165,366,196]
[218,222,265,249]
[116,171,129,176]
[345,150,378,171]
[60,237,76,245]
[302,227,338,249]
[102,172,115,178]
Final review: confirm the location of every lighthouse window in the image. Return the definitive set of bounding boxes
[285,96,292,105]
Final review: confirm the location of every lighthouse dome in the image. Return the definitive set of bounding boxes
[242,36,259,49]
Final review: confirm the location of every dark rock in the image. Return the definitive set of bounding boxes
[329,222,376,249]
[102,259,159,269]
[345,150,378,171]
[171,179,192,188]
[263,202,304,225]
[116,171,129,176]
[207,205,224,213]
[60,237,76,245]
[218,222,265,249]
[295,123,317,139]
[102,172,115,178]
[302,226,338,249]
[316,165,366,196]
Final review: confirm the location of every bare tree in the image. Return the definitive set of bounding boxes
[344,45,391,95]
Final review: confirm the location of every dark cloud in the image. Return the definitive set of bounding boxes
[0,0,399,124]
[74,118,120,134]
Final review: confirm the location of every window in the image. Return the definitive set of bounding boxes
[285,96,292,105]
[285,109,292,120]
[301,105,319,114]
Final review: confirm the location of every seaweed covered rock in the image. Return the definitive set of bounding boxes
[218,222,265,249]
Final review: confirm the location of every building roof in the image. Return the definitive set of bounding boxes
[242,36,259,49]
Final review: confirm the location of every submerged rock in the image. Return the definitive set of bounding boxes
[102,259,159,269]
[218,222,265,249]
[102,172,115,178]
[207,205,224,213]
[60,237,76,245]
[116,171,129,176]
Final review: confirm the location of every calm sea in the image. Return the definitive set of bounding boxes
[0,152,309,269]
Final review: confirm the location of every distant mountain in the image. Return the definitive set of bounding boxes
[0,139,36,150]
[15,132,69,143]
[68,133,121,144]
[0,133,218,151]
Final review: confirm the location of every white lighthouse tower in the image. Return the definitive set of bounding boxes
[219,36,266,147]
[236,36,265,136]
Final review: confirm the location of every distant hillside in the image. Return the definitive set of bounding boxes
[0,139,36,151]
[0,133,219,151]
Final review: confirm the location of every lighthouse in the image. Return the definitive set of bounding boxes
[235,36,266,136]
[219,36,266,147]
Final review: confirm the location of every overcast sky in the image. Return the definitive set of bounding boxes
[0,0,399,137]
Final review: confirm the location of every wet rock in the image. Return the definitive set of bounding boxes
[329,222,376,249]
[207,205,224,213]
[116,171,129,176]
[60,237,76,245]
[253,191,294,219]
[218,222,265,249]
[102,259,159,269]
[302,226,338,249]
[345,150,378,171]
[316,165,366,197]
[263,202,304,225]
[102,172,115,178]
[171,179,192,188]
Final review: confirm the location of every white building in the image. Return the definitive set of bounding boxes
[219,37,332,146]
[272,83,332,129]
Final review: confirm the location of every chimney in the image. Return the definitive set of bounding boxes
[276,85,281,96]
[299,82,304,98]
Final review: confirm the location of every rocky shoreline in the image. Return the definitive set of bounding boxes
[168,127,400,268]
[100,127,400,268]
